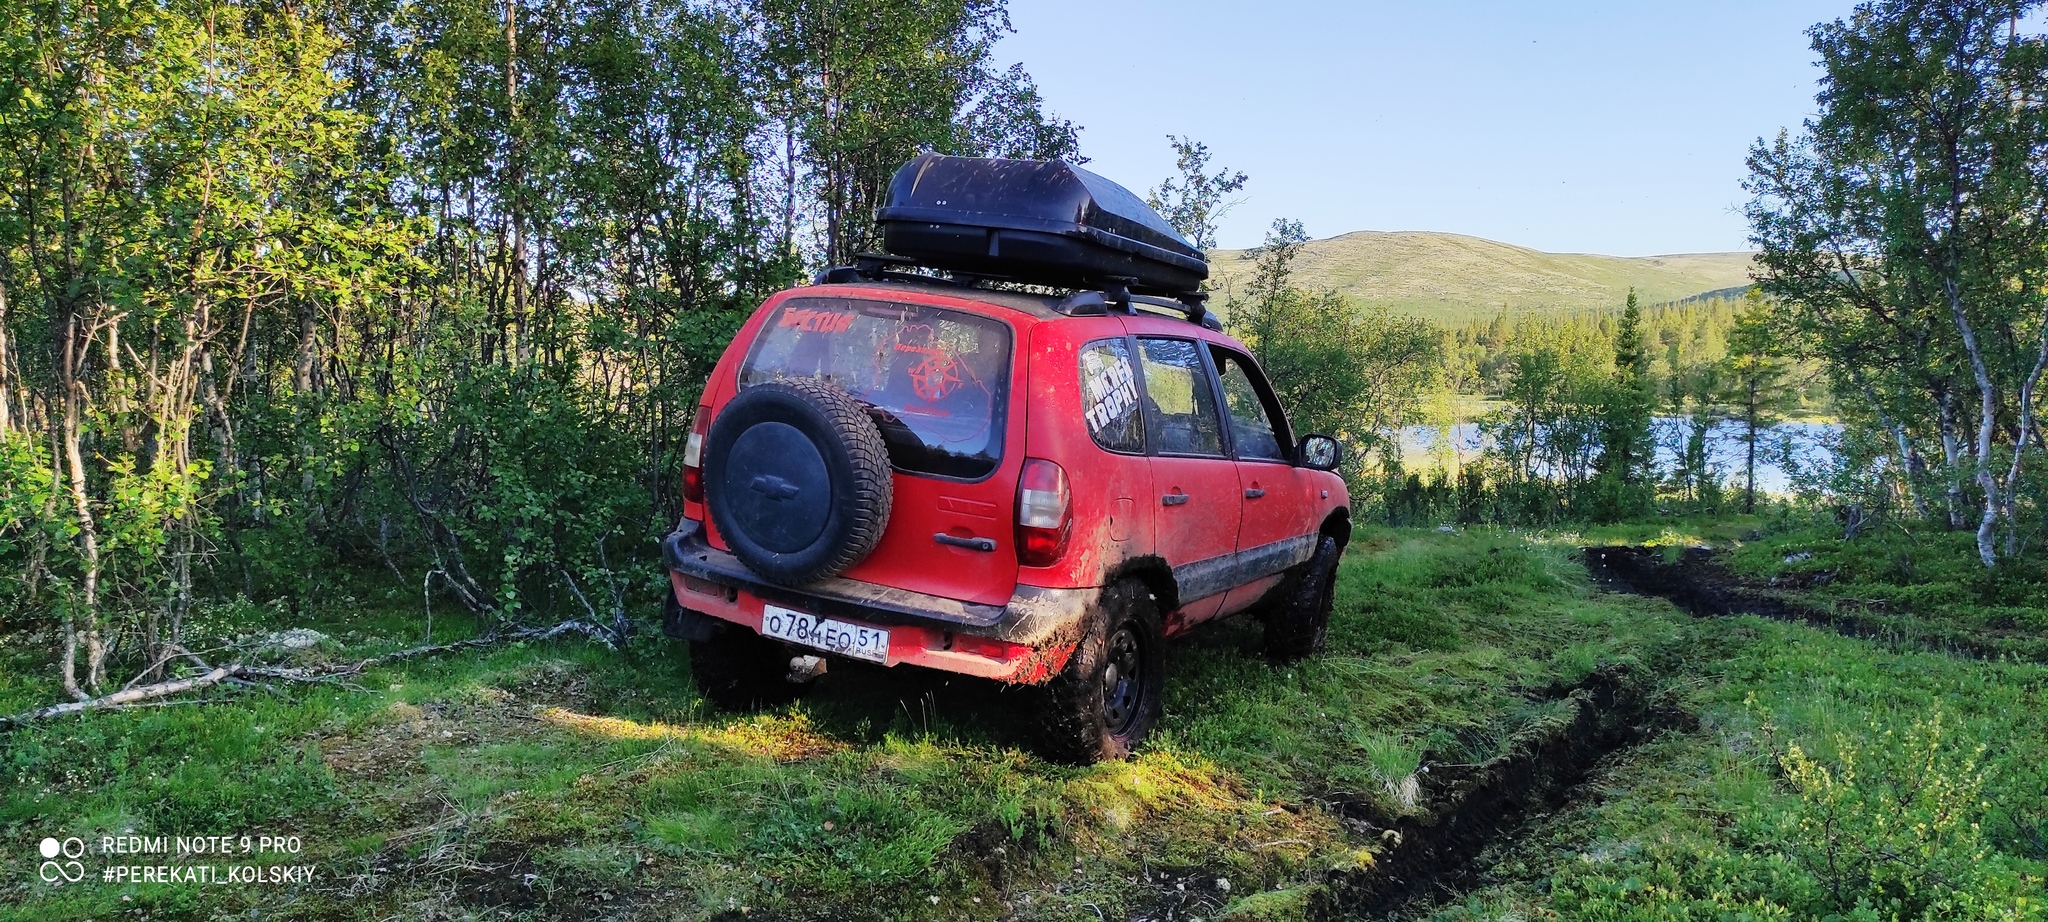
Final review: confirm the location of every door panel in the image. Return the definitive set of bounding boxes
[1131,336,1242,629]
[720,295,1025,606]
[1151,455,1239,629]
[1213,345,1316,614]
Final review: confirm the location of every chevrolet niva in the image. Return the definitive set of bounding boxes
[661,154,1350,763]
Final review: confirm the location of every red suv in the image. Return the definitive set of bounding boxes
[661,156,1350,762]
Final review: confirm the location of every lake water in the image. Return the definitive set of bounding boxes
[1397,417,1843,495]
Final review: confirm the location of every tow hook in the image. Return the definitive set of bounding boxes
[787,655,828,684]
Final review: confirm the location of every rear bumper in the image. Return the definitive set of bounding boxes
[661,523,1091,684]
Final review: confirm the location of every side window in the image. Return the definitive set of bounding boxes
[1080,338,1145,454]
[1135,338,1225,457]
[1212,349,1289,462]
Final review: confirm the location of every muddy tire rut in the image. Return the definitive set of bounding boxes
[1313,663,1673,919]
[1585,545,2042,663]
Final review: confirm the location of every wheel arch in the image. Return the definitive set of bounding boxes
[1320,506,1351,549]
[1103,555,1177,613]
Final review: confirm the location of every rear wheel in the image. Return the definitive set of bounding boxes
[688,620,808,711]
[1035,579,1165,764]
[1265,535,1341,662]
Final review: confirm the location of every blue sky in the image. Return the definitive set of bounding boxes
[998,1,1850,256]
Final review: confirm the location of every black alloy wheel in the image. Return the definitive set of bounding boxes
[1036,579,1165,763]
[1101,624,1146,735]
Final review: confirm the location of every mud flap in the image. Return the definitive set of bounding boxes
[662,594,726,643]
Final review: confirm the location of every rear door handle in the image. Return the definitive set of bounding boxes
[1244,488,1265,499]
[933,533,996,552]
[1161,491,1190,506]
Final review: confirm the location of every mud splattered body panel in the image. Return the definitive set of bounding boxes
[671,280,1350,683]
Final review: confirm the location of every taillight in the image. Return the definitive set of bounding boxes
[682,410,708,506]
[1016,458,1071,568]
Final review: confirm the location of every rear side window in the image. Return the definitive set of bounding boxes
[740,297,1011,479]
[1135,338,1225,457]
[1080,338,1144,454]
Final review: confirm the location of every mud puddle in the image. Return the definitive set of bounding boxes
[1313,663,1674,919]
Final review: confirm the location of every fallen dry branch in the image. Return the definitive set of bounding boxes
[0,665,246,729]
[0,618,621,732]
[314,617,619,677]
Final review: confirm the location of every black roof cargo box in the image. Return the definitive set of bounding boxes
[876,154,1208,296]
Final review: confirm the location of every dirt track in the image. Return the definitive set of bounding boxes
[1584,545,2042,663]
[1315,664,1676,919]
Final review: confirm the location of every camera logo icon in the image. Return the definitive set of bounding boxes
[39,837,85,883]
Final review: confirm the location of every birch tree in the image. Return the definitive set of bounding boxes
[1747,0,2048,565]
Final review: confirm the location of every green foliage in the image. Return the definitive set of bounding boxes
[1770,706,2017,918]
[756,0,1078,263]
[0,431,56,617]
[0,528,1704,920]
[0,0,399,688]
[1590,290,1658,520]
[1723,291,1805,513]
[1146,135,1248,251]
[1453,619,2048,922]
[1376,289,1804,527]
[0,0,1080,691]
[1717,516,2048,653]
[1226,219,1445,498]
[1747,0,2048,565]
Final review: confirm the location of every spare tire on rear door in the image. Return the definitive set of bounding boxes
[704,378,894,586]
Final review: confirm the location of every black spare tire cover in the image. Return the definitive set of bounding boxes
[704,378,894,585]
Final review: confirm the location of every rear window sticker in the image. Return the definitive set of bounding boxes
[779,308,857,334]
[1082,348,1139,434]
[906,349,962,402]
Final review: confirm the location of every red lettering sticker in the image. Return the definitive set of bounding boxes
[780,309,855,333]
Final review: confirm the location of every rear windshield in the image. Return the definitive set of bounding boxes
[739,297,1012,479]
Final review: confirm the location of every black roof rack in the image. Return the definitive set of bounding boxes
[1049,286,1220,331]
[812,257,1221,331]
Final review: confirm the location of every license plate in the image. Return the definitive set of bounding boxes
[760,604,890,664]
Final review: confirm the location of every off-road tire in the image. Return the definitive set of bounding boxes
[704,378,892,586]
[688,622,808,711]
[1035,579,1165,764]
[1265,535,1340,662]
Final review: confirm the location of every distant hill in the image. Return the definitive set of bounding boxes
[1205,230,1757,323]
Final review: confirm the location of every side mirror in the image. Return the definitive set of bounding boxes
[1298,435,1341,471]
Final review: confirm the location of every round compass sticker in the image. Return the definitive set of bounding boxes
[909,352,961,402]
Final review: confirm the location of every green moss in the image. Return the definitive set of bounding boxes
[1219,884,1317,921]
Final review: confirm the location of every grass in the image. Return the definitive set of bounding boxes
[1,522,2041,920]
[1427,615,2048,921]
[1205,231,1755,324]
[1719,519,2048,637]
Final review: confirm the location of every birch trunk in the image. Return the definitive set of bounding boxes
[59,318,102,696]
[0,272,12,434]
[1944,276,2002,568]
[2000,308,2048,556]
[1938,391,1966,529]
[504,0,530,364]
[1879,403,1926,518]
